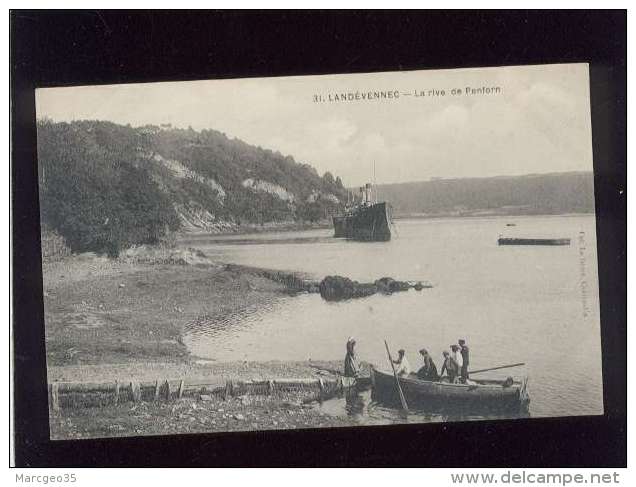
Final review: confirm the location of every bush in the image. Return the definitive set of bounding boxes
[38,120,179,256]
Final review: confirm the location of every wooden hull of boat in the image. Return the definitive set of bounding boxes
[371,368,530,412]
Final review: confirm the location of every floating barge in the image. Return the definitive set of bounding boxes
[333,183,392,241]
[370,368,530,412]
[498,237,571,246]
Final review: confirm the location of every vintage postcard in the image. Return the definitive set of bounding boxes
[36,63,602,440]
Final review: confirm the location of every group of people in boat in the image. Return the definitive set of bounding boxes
[344,337,472,384]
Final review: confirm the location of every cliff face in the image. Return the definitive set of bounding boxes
[37,120,347,255]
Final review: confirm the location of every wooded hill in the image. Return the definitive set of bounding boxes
[375,172,595,217]
[37,120,347,256]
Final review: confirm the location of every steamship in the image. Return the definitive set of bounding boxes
[332,183,392,241]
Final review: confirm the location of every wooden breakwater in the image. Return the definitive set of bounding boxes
[224,264,433,300]
[48,376,350,411]
[224,263,321,293]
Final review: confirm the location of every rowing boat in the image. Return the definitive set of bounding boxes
[370,367,530,412]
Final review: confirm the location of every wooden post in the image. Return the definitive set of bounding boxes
[131,381,141,402]
[154,380,160,401]
[164,380,171,400]
[318,378,325,402]
[225,380,234,399]
[177,380,185,399]
[50,383,60,412]
[114,381,120,405]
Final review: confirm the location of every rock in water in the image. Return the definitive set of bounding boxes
[319,275,377,301]
[319,275,431,301]
[375,277,410,293]
[319,275,352,300]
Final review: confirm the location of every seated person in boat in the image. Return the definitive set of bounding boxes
[344,337,360,378]
[393,349,411,376]
[458,339,470,383]
[416,348,439,381]
[440,350,460,383]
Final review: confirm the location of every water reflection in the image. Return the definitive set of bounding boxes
[317,388,530,425]
[182,296,289,359]
[344,387,366,417]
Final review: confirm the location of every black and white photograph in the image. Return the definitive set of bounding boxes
[34,63,604,440]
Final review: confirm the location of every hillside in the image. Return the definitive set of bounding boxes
[37,120,347,256]
[375,172,595,218]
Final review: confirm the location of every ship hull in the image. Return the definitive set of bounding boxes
[332,202,391,241]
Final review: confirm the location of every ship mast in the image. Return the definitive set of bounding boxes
[373,160,377,203]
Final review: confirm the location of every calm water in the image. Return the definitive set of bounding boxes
[179,215,603,422]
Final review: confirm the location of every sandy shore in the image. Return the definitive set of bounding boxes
[47,360,352,384]
[42,248,296,369]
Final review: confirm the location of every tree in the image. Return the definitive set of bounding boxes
[323,171,335,185]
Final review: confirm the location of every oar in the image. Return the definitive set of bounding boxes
[469,363,525,375]
[384,340,409,414]
[308,364,372,390]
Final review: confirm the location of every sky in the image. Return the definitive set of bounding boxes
[36,63,594,187]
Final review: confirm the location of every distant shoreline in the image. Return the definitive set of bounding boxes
[392,210,595,221]
[175,211,596,239]
[176,219,332,239]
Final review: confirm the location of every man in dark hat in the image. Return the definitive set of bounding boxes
[440,350,459,383]
[344,337,360,378]
[416,348,439,380]
[458,339,470,383]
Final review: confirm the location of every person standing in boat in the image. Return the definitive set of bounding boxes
[450,344,463,377]
[344,337,360,379]
[393,349,411,376]
[458,339,470,383]
[440,350,460,383]
[416,348,439,381]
